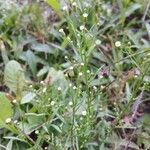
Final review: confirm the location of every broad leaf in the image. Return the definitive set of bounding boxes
[4,60,25,99]
[0,93,13,127]
[46,0,60,13]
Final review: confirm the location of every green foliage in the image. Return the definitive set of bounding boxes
[4,60,25,100]
[46,0,60,13]
[0,92,13,127]
[0,0,150,149]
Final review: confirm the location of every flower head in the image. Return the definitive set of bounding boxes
[59,28,64,33]
[50,101,55,106]
[79,72,83,76]
[12,99,17,104]
[79,25,85,31]
[72,2,77,7]
[69,101,73,106]
[73,86,77,90]
[57,87,62,91]
[5,118,11,124]
[83,13,88,18]
[115,41,121,47]
[82,111,87,116]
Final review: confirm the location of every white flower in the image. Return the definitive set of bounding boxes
[79,25,85,31]
[69,101,73,106]
[12,99,17,104]
[95,39,101,45]
[59,28,64,33]
[57,87,62,91]
[35,130,39,134]
[127,41,131,45]
[13,120,18,124]
[99,75,103,79]
[65,55,68,59]
[50,101,55,106]
[73,86,77,90]
[62,6,68,11]
[44,147,48,150]
[83,13,88,18]
[87,70,90,73]
[99,107,103,111]
[42,87,47,93]
[100,85,105,90]
[82,111,87,116]
[69,66,74,70]
[5,118,11,124]
[40,81,44,84]
[69,83,72,87]
[80,62,84,66]
[115,41,121,47]
[93,86,97,91]
[79,72,83,76]
[72,2,77,6]
[29,85,33,88]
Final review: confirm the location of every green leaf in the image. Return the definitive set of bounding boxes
[26,50,37,77]
[51,124,62,133]
[21,92,36,104]
[4,60,25,99]
[46,0,60,13]
[6,140,13,150]
[31,42,54,54]
[0,93,13,128]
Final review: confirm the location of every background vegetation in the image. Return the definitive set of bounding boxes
[0,0,150,149]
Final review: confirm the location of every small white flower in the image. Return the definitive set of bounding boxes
[73,86,77,90]
[79,25,85,31]
[82,111,87,116]
[40,81,44,84]
[29,85,33,88]
[72,2,77,6]
[115,41,121,47]
[69,66,74,70]
[44,147,48,150]
[35,130,39,134]
[59,28,64,33]
[5,118,11,124]
[12,99,17,104]
[50,101,55,106]
[62,5,68,11]
[127,41,131,45]
[77,34,80,37]
[99,107,103,111]
[99,75,103,79]
[69,83,72,87]
[57,87,62,91]
[80,62,84,66]
[79,72,83,76]
[100,85,105,90]
[83,13,88,18]
[95,39,101,45]
[93,86,97,91]
[65,55,68,59]
[87,70,90,74]
[42,87,47,93]
[134,75,138,78]
[69,101,73,106]
[14,120,18,124]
